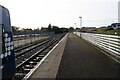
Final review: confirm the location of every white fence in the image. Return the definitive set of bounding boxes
[74,32,120,57]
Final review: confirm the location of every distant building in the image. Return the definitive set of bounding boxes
[118,1,120,22]
[106,23,120,30]
[111,23,120,29]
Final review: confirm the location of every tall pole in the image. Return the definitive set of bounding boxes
[79,17,82,29]
[79,17,82,38]
[75,23,76,28]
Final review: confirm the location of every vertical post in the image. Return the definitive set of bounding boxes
[118,1,120,23]
[25,32,27,45]
[75,23,76,29]
[79,17,82,29]
[79,17,82,38]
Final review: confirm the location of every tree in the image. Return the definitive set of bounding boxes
[52,26,60,34]
[34,28,41,33]
[48,24,52,31]
[60,28,68,33]
[12,26,19,33]
[69,27,74,32]
[41,27,48,32]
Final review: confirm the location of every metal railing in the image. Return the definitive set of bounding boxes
[74,32,120,57]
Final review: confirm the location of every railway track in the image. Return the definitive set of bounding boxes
[14,38,50,53]
[13,33,66,80]
[15,38,51,66]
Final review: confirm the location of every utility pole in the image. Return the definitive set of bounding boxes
[79,17,82,29]
[75,23,76,28]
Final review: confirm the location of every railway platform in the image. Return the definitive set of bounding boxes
[29,33,68,79]
[30,33,120,79]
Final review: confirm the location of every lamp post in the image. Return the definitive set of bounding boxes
[75,23,76,28]
[79,17,82,37]
[79,17,82,29]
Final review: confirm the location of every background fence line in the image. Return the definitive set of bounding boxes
[13,34,49,48]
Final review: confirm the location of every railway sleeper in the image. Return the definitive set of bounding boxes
[24,65,34,69]
[29,61,38,65]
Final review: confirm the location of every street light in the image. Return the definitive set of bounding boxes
[79,17,82,29]
[75,23,76,28]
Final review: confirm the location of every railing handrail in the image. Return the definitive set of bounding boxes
[74,32,120,57]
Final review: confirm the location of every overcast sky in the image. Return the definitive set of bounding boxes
[0,0,119,29]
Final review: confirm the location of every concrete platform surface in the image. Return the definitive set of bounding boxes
[56,33,120,78]
[29,34,68,79]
